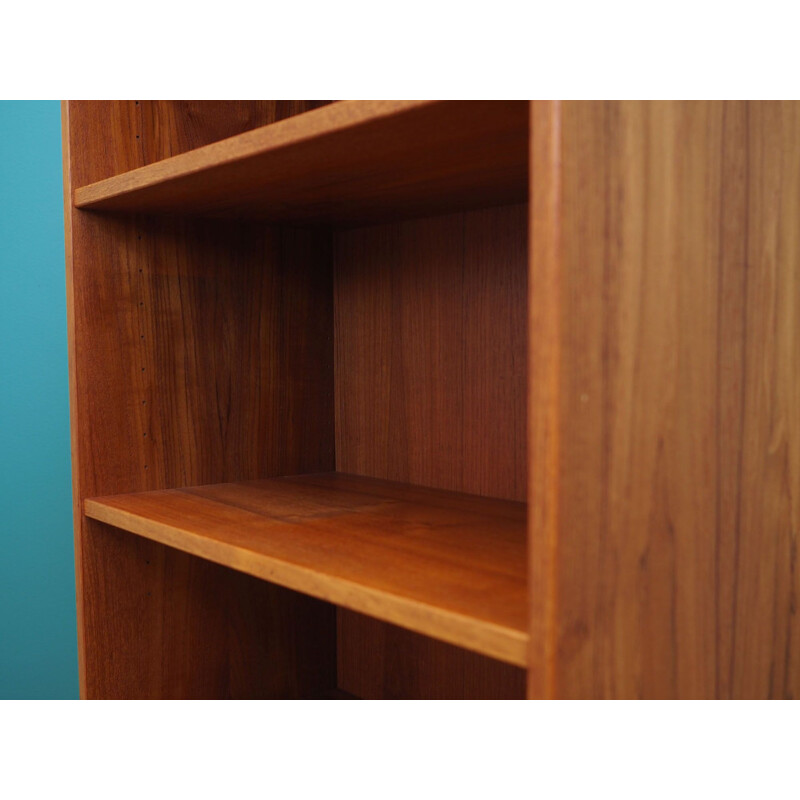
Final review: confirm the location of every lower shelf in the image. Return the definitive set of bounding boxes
[84,472,528,666]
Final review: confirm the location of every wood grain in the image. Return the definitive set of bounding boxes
[64,101,337,698]
[334,204,527,696]
[65,99,800,698]
[337,610,525,699]
[528,100,800,698]
[334,205,527,498]
[72,101,528,224]
[80,521,336,699]
[732,102,800,698]
[527,101,561,700]
[70,214,334,496]
[84,473,528,667]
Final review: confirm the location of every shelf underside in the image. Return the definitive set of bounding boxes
[84,473,528,666]
[73,100,529,224]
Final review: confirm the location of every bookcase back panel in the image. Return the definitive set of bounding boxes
[338,610,525,699]
[333,203,527,698]
[334,203,527,500]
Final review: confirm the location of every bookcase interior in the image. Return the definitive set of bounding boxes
[66,100,800,699]
[66,101,530,699]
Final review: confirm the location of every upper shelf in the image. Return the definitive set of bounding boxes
[72,101,529,225]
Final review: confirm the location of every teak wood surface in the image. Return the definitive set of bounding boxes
[63,100,800,699]
[337,611,525,699]
[529,101,800,699]
[72,100,528,224]
[64,101,338,698]
[85,474,528,667]
[333,204,527,695]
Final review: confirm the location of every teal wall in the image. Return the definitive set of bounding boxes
[0,101,78,698]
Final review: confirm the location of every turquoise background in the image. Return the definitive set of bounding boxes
[0,101,78,698]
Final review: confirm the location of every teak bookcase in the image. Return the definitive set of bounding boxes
[62,101,800,699]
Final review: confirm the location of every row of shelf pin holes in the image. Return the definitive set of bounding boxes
[134,103,149,473]
[136,100,151,583]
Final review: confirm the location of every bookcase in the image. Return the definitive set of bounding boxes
[62,101,800,699]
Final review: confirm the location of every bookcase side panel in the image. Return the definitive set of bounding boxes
[528,100,800,699]
[64,101,336,698]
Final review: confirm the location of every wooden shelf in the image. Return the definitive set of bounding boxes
[72,100,528,224]
[84,473,528,667]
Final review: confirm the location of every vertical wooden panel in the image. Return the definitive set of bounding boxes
[82,522,336,699]
[529,101,800,699]
[711,101,749,700]
[335,204,527,499]
[527,101,562,700]
[732,102,800,699]
[337,610,525,699]
[64,101,336,698]
[334,205,527,698]
[69,214,333,495]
